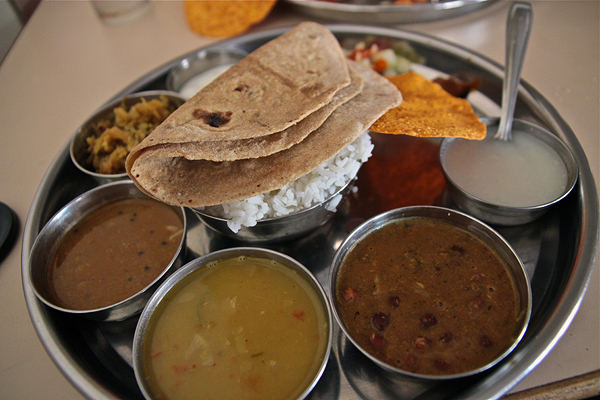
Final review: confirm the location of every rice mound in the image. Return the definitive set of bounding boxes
[202,132,374,232]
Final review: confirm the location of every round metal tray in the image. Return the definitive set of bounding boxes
[21,25,598,400]
[283,0,498,24]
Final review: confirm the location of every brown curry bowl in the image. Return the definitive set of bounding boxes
[28,180,187,322]
[132,247,333,400]
[329,206,531,380]
[70,90,186,184]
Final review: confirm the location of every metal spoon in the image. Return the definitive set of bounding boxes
[439,2,579,225]
[494,2,533,141]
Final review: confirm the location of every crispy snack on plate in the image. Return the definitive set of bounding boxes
[184,0,277,38]
[370,71,486,140]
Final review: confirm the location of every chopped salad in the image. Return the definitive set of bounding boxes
[343,36,425,76]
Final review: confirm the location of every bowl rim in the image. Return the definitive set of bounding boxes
[328,205,532,380]
[69,90,186,179]
[165,47,249,93]
[132,246,333,400]
[439,117,579,212]
[28,180,187,317]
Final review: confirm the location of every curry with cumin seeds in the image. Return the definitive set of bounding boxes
[336,218,520,376]
[48,198,183,310]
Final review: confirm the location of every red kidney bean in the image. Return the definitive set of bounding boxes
[371,312,390,331]
[370,333,385,350]
[343,287,360,302]
[413,336,431,349]
[388,295,400,308]
[420,313,438,328]
[434,358,450,371]
[451,244,465,255]
[439,332,454,344]
[406,354,418,368]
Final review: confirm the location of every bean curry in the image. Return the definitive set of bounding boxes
[336,218,520,376]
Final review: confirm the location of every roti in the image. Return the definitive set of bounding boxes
[135,22,350,145]
[128,63,363,162]
[370,71,486,140]
[128,62,401,207]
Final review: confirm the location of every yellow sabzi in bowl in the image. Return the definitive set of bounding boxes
[133,247,332,400]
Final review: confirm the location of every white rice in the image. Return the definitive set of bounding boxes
[202,132,374,232]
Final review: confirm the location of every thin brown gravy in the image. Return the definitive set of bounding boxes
[48,198,183,310]
[336,218,519,375]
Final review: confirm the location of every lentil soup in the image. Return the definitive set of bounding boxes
[48,198,183,310]
[141,256,329,400]
[336,218,520,376]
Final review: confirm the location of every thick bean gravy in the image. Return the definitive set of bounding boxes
[336,218,520,376]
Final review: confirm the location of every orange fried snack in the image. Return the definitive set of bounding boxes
[184,0,277,38]
[370,71,486,140]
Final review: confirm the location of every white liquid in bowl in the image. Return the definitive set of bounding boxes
[179,64,234,99]
[442,130,568,208]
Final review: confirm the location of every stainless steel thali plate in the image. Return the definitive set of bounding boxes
[21,24,599,400]
[283,0,498,24]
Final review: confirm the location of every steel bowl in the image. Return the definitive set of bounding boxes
[192,177,356,244]
[70,90,186,184]
[439,118,579,226]
[329,205,531,380]
[166,48,248,98]
[28,180,187,321]
[132,247,333,400]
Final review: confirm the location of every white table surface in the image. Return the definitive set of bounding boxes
[0,1,597,399]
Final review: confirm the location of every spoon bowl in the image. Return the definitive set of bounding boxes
[438,2,578,226]
[440,117,578,226]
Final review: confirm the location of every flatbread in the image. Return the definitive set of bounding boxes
[128,63,363,163]
[129,62,402,207]
[370,71,486,140]
[138,21,350,144]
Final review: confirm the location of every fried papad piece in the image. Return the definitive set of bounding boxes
[130,63,363,163]
[370,71,486,140]
[184,0,277,38]
[129,62,402,207]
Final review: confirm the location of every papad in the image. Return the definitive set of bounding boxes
[129,62,402,207]
[370,71,486,140]
[184,0,277,38]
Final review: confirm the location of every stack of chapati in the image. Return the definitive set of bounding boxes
[126,22,402,207]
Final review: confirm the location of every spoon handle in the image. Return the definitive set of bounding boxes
[495,2,533,141]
